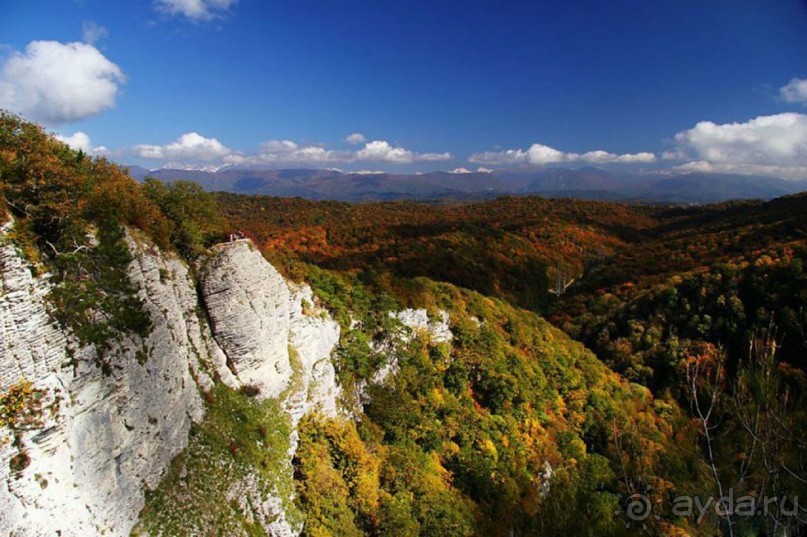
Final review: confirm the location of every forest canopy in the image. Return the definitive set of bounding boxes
[3,112,807,536]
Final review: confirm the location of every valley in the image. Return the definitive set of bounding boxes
[2,114,805,535]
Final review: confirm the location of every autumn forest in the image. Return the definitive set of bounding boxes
[2,113,807,535]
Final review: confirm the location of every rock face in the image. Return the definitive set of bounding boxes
[355,308,453,407]
[196,241,343,535]
[392,308,453,344]
[0,233,343,537]
[286,284,341,424]
[0,222,67,393]
[199,241,342,420]
[0,231,208,536]
[200,241,293,399]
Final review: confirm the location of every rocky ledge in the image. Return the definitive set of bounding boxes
[0,233,343,536]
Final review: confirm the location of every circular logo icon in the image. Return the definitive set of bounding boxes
[625,493,653,522]
[615,491,661,530]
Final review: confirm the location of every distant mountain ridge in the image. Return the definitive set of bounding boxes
[125,165,807,203]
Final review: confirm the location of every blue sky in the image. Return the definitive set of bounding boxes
[2,0,807,176]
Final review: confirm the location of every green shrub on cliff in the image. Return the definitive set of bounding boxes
[0,111,216,351]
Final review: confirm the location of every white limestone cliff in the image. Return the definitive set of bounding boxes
[374,308,452,385]
[354,308,453,408]
[198,241,342,423]
[0,231,209,536]
[0,231,344,537]
[196,240,343,535]
[199,241,294,399]
[392,308,453,344]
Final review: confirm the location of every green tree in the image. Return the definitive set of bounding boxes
[142,178,221,256]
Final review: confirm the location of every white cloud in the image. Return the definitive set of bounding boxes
[418,151,454,162]
[524,144,567,164]
[0,41,125,126]
[133,145,166,159]
[223,140,347,166]
[260,140,343,164]
[133,133,453,169]
[55,131,108,156]
[780,78,807,105]
[469,143,656,166]
[154,0,238,21]
[345,132,367,145]
[357,140,452,164]
[449,167,494,174]
[673,160,807,178]
[82,21,109,45]
[469,148,527,165]
[615,152,657,164]
[357,140,416,163]
[672,113,807,178]
[133,132,231,161]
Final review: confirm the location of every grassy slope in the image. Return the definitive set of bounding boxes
[134,384,300,536]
